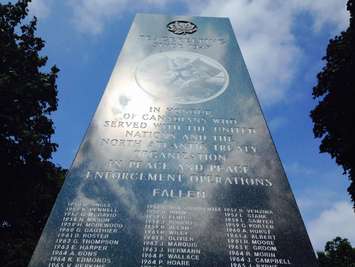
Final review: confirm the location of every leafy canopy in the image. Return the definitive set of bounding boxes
[0,1,65,266]
[318,237,355,267]
[310,0,355,206]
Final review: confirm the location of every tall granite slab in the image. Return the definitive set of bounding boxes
[29,14,318,267]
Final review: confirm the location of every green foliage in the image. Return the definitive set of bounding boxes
[318,237,355,266]
[310,0,355,207]
[0,1,65,266]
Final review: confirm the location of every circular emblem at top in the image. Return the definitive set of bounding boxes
[167,20,197,35]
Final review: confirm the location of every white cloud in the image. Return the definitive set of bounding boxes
[67,0,169,34]
[284,162,349,219]
[268,116,287,132]
[307,201,355,251]
[298,189,344,218]
[68,0,128,34]
[285,161,317,177]
[28,0,51,19]
[294,0,349,33]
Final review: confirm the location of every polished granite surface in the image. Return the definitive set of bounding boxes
[29,14,318,267]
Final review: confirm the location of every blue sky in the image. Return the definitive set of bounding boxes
[5,0,354,251]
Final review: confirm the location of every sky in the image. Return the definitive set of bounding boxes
[3,0,354,251]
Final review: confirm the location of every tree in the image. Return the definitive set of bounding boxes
[0,1,65,266]
[310,0,355,207]
[318,237,355,266]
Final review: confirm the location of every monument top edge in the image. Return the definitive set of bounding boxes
[135,13,230,20]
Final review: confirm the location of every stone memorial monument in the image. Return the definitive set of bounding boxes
[29,14,318,267]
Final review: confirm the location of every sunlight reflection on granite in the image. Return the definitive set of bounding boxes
[29,14,317,267]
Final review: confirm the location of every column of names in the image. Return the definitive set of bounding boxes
[48,202,123,267]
